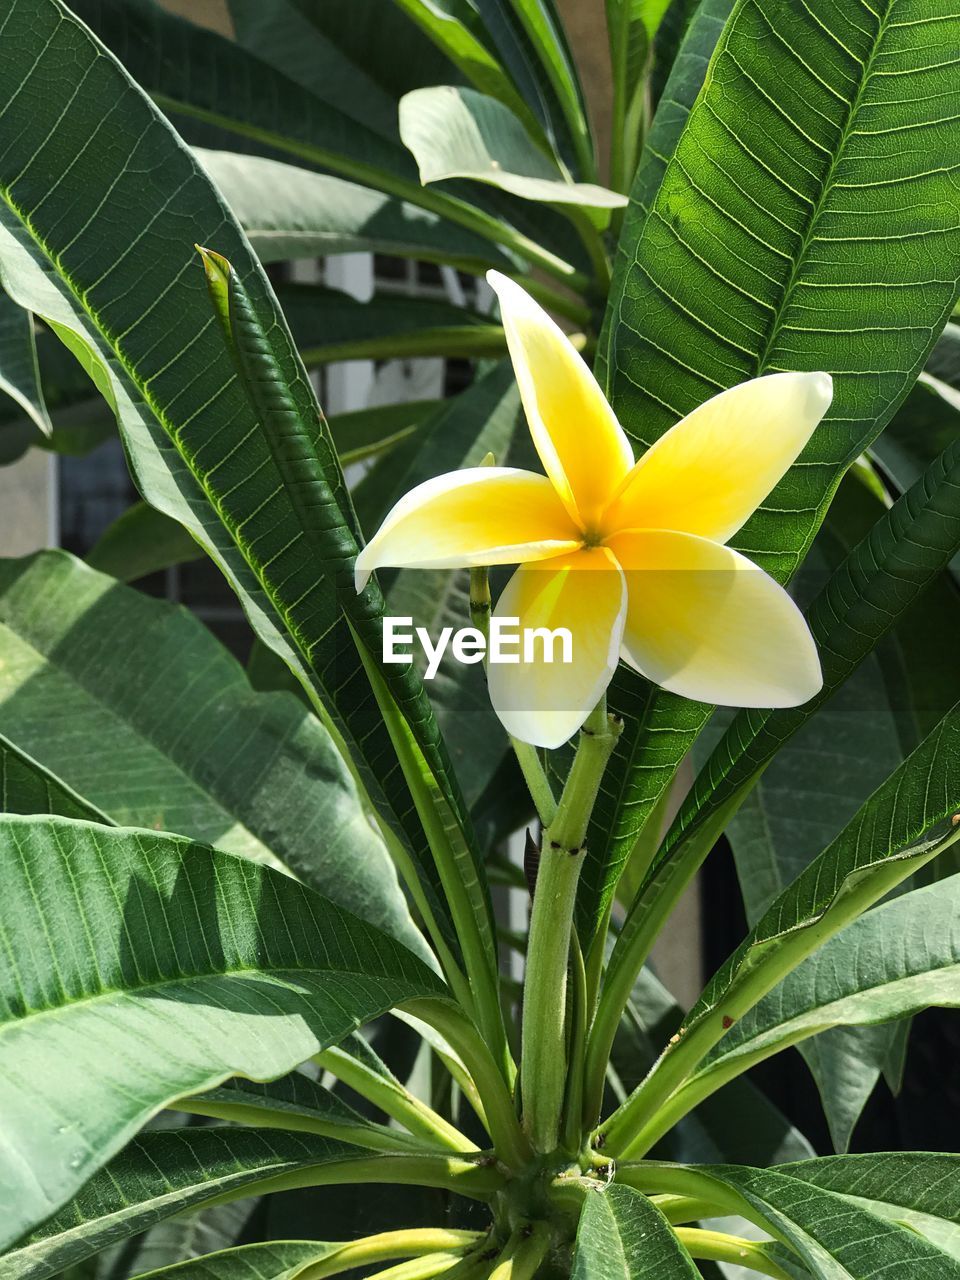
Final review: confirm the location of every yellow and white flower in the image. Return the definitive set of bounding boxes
[355,271,831,749]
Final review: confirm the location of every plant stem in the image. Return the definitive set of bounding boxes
[521,699,622,1152]
[316,1044,477,1153]
[298,1230,482,1280]
[489,1224,553,1280]
[407,996,532,1170]
[616,1163,788,1242]
[675,1229,792,1280]
[365,1253,469,1280]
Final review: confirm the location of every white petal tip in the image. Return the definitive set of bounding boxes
[354,562,372,593]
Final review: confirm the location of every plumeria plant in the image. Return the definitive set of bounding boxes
[1,1,960,1279]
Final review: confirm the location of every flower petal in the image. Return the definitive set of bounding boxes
[604,372,833,543]
[354,467,581,590]
[487,270,635,528]
[608,529,822,708]
[486,547,626,749]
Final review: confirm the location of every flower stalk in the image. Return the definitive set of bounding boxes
[520,699,622,1152]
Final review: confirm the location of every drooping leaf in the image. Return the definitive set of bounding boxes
[595,0,960,937]
[400,87,624,214]
[0,551,424,953]
[0,816,447,1248]
[571,1184,700,1279]
[86,503,206,582]
[1,1126,495,1280]
[195,149,512,272]
[0,289,49,439]
[0,0,468,954]
[96,1201,257,1280]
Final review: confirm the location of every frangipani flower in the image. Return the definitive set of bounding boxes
[356,272,831,749]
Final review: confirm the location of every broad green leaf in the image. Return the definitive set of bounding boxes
[0,551,424,953]
[399,87,625,213]
[96,1201,256,1280]
[86,503,206,582]
[0,816,446,1249]
[602,706,960,1154]
[596,0,731,387]
[0,0,466,954]
[571,1184,700,1279]
[874,372,960,520]
[597,0,960,935]
[199,249,497,1000]
[276,281,505,365]
[659,436,960,895]
[780,1153,960,1261]
[701,1164,960,1279]
[1,1127,495,1280]
[0,289,49,439]
[580,0,733,935]
[195,150,512,273]
[689,874,960,1101]
[0,733,109,824]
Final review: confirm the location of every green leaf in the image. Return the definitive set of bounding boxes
[571,1184,700,1279]
[128,1242,330,1280]
[0,0,466,955]
[0,551,423,953]
[581,0,733,933]
[390,0,550,145]
[700,1164,960,1279]
[500,0,593,177]
[86,503,206,582]
[602,705,960,1155]
[659,435,960,901]
[688,874,960,1103]
[73,0,581,283]
[104,1202,257,1280]
[779,1153,960,1260]
[597,0,960,934]
[0,733,110,825]
[399,87,625,212]
[275,281,506,365]
[2,1126,494,1280]
[327,401,436,466]
[0,289,49,439]
[195,149,513,273]
[596,0,732,386]
[0,815,446,1249]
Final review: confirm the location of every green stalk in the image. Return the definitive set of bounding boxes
[296,1230,482,1280]
[615,1163,775,1233]
[354,637,512,1079]
[407,996,532,1170]
[675,1229,792,1280]
[489,1224,553,1280]
[521,699,622,1152]
[316,1044,477,1153]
